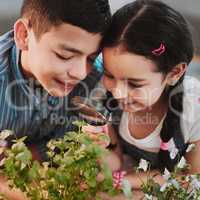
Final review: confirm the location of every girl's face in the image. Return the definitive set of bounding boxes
[102,47,168,113]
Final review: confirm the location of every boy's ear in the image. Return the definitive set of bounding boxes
[166,63,187,86]
[14,19,30,51]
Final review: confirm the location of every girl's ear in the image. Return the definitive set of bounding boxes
[166,63,187,86]
[14,19,30,51]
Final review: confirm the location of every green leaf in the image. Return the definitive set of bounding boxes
[15,150,32,170]
[87,177,97,188]
[98,134,110,143]
[28,161,40,180]
[73,120,87,128]
[57,154,74,167]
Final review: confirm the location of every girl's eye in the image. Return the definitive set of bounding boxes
[128,82,143,89]
[104,70,114,79]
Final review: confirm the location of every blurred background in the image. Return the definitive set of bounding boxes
[0,0,200,78]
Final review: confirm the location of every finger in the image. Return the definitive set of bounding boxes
[85,132,99,140]
[82,125,109,134]
[85,133,109,148]
[96,141,109,148]
[82,125,103,133]
[96,172,105,182]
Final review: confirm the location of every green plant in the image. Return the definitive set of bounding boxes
[0,121,118,200]
[1,123,199,200]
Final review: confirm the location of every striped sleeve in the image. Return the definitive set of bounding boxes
[0,30,14,74]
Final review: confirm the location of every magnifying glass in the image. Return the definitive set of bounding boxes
[71,96,111,126]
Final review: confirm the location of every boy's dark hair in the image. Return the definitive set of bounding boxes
[21,0,111,39]
[103,0,194,171]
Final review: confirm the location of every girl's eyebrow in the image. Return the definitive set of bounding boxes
[104,68,147,83]
[125,78,147,82]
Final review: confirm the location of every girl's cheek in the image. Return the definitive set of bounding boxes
[129,89,146,102]
[128,89,152,108]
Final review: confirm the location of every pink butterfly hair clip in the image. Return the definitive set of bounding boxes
[152,42,166,56]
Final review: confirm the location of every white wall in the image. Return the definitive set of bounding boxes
[109,0,200,17]
[0,0,200,53]
[109,0,133,13]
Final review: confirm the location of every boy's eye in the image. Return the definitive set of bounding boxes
[55,52,73,60]
[104,69,114,79]
[128,82,143,88]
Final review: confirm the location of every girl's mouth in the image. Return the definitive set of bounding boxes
[118,100,145,112]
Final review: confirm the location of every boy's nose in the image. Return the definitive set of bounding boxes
[111,81,128,99]
[68,58,88,81]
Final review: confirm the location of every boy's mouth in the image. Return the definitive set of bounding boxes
[54,78,77,91]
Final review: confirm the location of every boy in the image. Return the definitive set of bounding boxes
[0,0,111,199]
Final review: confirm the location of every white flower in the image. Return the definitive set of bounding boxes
[0,130,13,140]
[170,179,180,190]
[167,139,179,159]
[162,168,171,180]
[121,179,132,199]
[186,144,195,153]
[0,140,7,147]
[191,176,200,190]
[169,147,179,159]
[145,194,153,200]
[138,159,149,172]
[177,157,187,169]
[185,176,190,182]
[161,178,179,193]
[160,182,171,192]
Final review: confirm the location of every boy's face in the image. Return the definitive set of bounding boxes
[20,23,102,97]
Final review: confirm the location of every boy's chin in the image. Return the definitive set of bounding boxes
[52,90,72,97]
[46,87,74,97]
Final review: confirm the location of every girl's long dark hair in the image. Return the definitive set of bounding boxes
[102,0,194,171]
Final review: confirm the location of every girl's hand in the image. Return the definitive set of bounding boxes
[97,192,126,200]
[97,190,144,200]
[82,124,111,148]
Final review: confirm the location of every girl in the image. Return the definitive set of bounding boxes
[97,0,200,193]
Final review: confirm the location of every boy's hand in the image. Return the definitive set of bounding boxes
[0,175,29,200]
[82,124,111,148]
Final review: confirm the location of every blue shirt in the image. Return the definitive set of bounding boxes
[0,30,102,160]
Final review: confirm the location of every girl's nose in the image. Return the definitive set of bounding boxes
[112,80,128,99]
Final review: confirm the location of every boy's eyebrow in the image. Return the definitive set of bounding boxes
[58,44,100,57]
[59,44,84,55]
